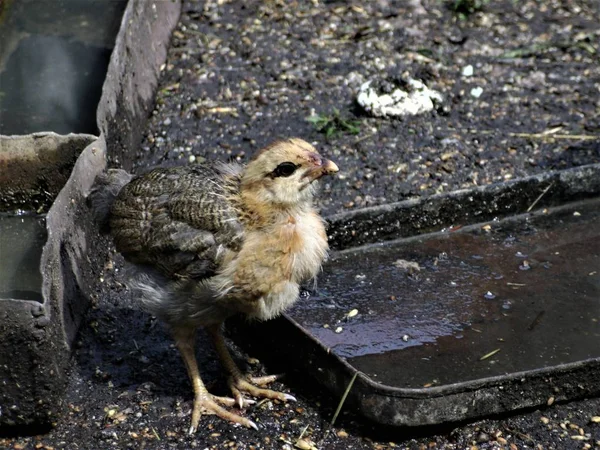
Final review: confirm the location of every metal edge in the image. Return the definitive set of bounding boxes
[326,162,600,250]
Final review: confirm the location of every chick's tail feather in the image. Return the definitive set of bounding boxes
[87,169,132,231]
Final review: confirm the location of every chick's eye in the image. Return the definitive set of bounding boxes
[272,162,298,178]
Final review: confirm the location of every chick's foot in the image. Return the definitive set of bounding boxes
[189,393,257,434]
[208,325,296,408]
[228,374,296,408]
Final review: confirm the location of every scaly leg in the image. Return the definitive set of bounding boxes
[173,327,257,433]
[207,324,296,409]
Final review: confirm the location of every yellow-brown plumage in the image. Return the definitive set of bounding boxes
[91,138,338,432]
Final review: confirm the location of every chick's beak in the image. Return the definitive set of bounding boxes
[304,157,339,181]
[323,159,339,174]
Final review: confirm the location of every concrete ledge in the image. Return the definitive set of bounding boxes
[0,0,181,429]
[0,133,96,212]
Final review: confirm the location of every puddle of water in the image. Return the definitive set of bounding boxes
[0,0,127,134]
[290,199,600,388]
[0,214,47,302]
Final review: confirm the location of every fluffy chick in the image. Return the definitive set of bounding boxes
[92,138,338,432]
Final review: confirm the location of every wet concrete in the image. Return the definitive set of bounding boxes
[291,198,600,388]
[0,0,127,135]
[0,214,46,302]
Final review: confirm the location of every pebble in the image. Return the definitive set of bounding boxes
[462,65,474,77]
[470,87,484,98]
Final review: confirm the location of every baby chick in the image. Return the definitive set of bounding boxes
[91,138,338,432]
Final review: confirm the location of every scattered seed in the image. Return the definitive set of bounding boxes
[335,327,343,333]
[570,435,588,441]
[547,396,555,406]
[573,211,581,216]
[519,260,531,271]
[294,438,317,450]
[591,416,600,423]
[347,309,358,319]
[540,416,550,424]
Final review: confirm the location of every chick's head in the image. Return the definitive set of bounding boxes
[241,138,339,207]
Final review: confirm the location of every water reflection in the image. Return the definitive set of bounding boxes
[0,214,47,302]
[0,0,127,134]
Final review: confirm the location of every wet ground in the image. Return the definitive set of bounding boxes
[3,0,600,449]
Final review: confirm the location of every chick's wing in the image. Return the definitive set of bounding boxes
[110,165,243,280]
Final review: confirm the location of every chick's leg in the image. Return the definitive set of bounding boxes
[207,325,296,408]
[173,327,257,433]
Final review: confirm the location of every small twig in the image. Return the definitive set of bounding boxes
[503,426,535,444]
[510,132,599,140]
[152,427,161,441]
[319,372,358,445]
[298,424,310,440]
[445,127,599,141]
[527,311,546,331]
[527,182,554,212]
[354,131,377,144]
[330,372,358,428]
[480,348,501,361]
